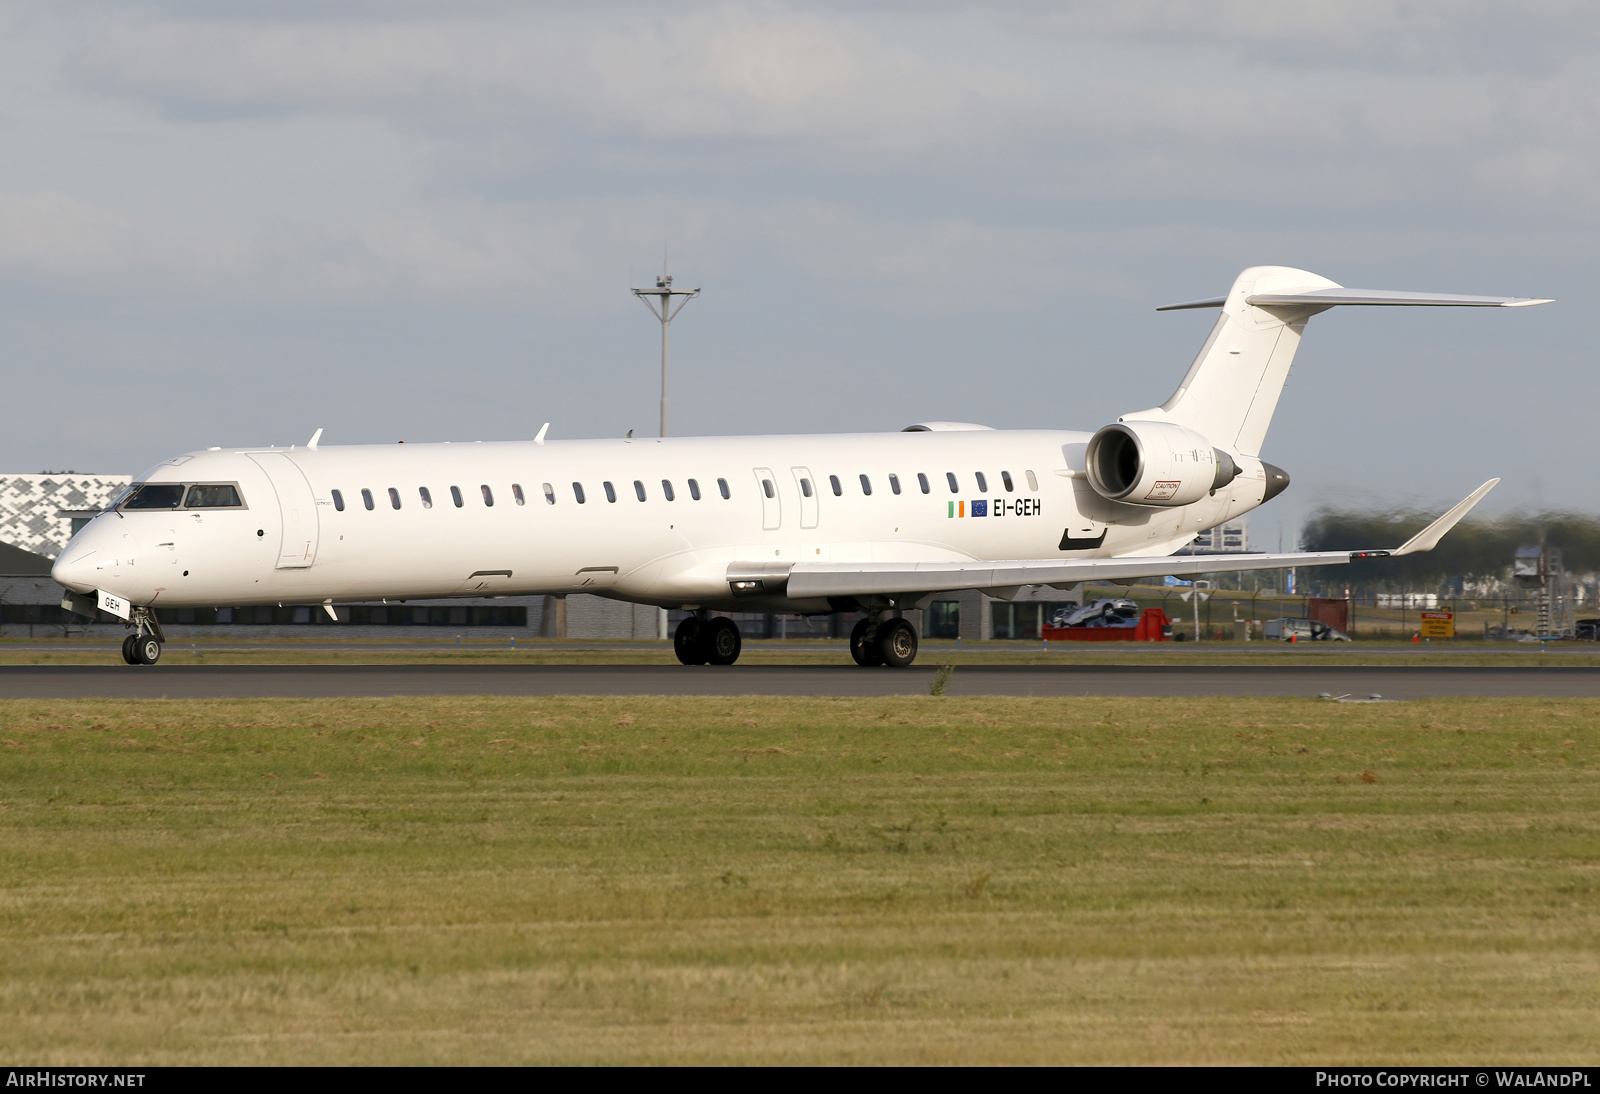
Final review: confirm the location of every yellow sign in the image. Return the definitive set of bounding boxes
[1419,610,1455,638]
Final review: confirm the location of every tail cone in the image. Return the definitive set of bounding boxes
[1262,462,1290,503]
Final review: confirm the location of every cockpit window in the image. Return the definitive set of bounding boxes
[123,484,185,509]
[184,484,243,508]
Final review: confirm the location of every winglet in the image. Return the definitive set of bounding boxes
[1391,479,1499,556]
[307,428,323,449]
[534,422,549,446]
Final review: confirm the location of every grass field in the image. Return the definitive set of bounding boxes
[4,637,1600,668]
[1,695,1597,1064]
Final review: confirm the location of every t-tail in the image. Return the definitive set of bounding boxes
[1118,265,1552,459]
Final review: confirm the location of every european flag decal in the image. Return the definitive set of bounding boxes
[972,499,988,517]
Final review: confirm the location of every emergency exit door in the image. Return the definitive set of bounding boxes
[791,466,818,529]
[752,467,781,530]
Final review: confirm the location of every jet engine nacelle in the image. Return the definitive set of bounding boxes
[1085,419,1240,507]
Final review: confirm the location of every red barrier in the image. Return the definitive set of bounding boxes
[1043,607,1171,642]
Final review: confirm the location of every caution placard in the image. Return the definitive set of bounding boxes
[1419,610,1455,638]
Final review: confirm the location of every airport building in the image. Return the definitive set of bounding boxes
[1180,519,1249,554]
[0,473,132,558]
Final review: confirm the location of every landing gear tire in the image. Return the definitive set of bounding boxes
[134,636,162,665]
[674,617,709,665]
[121,635,140,665]
[705,616,742,666]
[850,618,885,667]
[877,618,918,668]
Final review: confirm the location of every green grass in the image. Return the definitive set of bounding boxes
[1,695,1597,1064]
[5,637,1600,667]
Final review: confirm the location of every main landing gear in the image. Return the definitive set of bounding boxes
[672,611,920,669]
[120,608,164,666]
[849,615,919,668]
[674,613,743,666]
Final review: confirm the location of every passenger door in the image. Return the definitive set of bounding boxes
[246,452,319,569]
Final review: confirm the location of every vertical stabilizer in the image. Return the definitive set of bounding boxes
[1122,266,1340,457]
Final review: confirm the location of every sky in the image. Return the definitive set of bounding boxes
[2,1,1596,545]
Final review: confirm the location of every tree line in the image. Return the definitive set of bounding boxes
[1298,508,1600,591]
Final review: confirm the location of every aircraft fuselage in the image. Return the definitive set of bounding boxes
[53,428,1272,614]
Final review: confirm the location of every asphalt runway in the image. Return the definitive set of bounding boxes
[6,664,1600,699]
[10,641,1595,657]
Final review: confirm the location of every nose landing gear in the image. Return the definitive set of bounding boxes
[850,615,919,668]
[120,607,165,666]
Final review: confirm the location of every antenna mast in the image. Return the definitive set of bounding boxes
[631,252,700,438]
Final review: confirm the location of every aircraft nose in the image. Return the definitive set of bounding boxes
[51,547,99,594]
[51,523,108,594]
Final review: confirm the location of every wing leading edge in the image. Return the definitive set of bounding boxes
[728,480,1498,601]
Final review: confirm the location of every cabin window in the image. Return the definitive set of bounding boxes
[331,489,345,512]
[512,483,525,505]
[888,473,901,495]
[761,478,775,499]
[917,473,930,494]
[542,483,555,505]
[184,484,243,508]
[122,484,185,510]
[604,481,617,503]
[799,477,813,498]
[688,478,701,500]
[1001,470,1015,492]
[572,482,586,504]
[388,487,402,510]
[975,472,988,493]
[481,485,494,507]
[419,487,433,509]
[717,478,730,499]
[1025,470,1038,491]
[662,480,675,501]
[361,488,375,511]
[829,474,842,496]
[634,480,647,502]
[946,472,959,493]
[859,474,872,496]
[450,486,463,508]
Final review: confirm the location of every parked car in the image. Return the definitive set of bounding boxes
[1053,599,1142,628]
[1576,619,1600,641]
[1263,617,1351,642]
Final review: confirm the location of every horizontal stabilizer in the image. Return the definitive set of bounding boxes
[751,481,1496,600]
[1246,288,1553,308]
[1155,296,1228,311]
[1159,289,1553,311]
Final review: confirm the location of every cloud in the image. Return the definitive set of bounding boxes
[0,0,1588,314]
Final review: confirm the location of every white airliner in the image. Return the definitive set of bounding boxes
[53,265,1548,668]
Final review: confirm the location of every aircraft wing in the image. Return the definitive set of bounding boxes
[731,480,1498,601]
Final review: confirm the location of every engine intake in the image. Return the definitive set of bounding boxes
[1085,420,1241,507]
